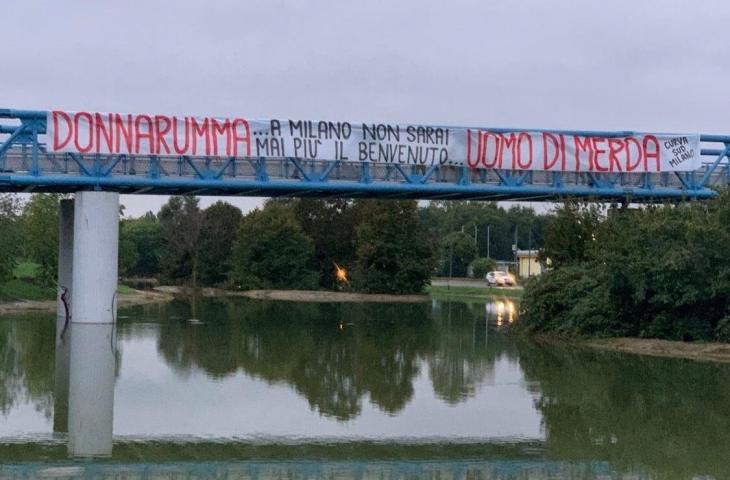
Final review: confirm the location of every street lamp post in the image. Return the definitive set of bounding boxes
[448,241,453,290]
[487,225,491,259]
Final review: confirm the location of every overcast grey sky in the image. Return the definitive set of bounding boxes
[3,0,729,216]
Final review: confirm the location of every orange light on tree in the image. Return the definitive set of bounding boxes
[334,262,349,284]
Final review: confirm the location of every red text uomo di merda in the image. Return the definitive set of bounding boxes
[466,130,696,173]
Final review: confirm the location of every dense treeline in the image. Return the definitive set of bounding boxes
[520,192,730,341]
[420,201,547,276]
[0,194,546,294]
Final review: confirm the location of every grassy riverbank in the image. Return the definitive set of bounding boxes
[155,286,430,303]
[519,331,730,364]
[0,279,55,302]
[157,284,524,303]
[0,261,169,313]
[583,337,730,363]
[1,269,523,308]
[426,285,523,300]
[2,262,524,305]
[0,262,55,302]
[0,288,173,315]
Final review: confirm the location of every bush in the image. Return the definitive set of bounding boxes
[716,315,730,342]
[519,194,730,342]
[519,263,621,336]
[470,257,497,279]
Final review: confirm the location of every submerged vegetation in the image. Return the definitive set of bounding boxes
[519,191,730,342]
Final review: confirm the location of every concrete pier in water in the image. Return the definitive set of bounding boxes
[55,191,120,457]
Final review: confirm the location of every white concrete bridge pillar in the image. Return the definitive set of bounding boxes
[67,323,116,457]
[67,191,119,457]
[70,191,119,323]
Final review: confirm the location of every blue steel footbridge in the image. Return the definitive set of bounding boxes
[1,108,729,201]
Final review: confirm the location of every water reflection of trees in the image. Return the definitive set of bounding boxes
[428,300,517,403]
[517,342,730,479]
[145,298,509,420]
[0,299,511,424]
[0,314,54,418]
[7,299,730,477]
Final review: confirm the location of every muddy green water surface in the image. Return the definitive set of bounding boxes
[0,297,728,479]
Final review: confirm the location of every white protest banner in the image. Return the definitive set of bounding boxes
[46,111,703,173]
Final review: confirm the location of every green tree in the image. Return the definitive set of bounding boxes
[0,195,22,282]
[22,194,62,286]
[294,199,362,289]
[542,201,602,268]
[589,204,730,340]
[354,200,434,294]
[198,201,242,286]
[440,231,477,277]
[118,226,138,277]
[158,196,202,287]
[120,212,162,277]
[231,201,317,289]
[521,192,730,341]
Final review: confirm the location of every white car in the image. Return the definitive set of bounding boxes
[485,271,515,287]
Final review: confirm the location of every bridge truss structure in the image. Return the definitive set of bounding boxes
[0,456,628,479]
[1,108,728,201]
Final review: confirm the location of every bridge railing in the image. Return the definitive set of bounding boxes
[0,109,728,200]
[0,459,635,480]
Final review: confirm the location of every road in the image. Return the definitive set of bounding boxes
[431,277,523,290]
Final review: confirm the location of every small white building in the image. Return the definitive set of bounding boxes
[516,250,543,278]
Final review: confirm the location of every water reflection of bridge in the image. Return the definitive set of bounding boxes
[0,459,640,480]
[0,437,646,479]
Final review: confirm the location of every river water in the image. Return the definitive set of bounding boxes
[0,297,728,479]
